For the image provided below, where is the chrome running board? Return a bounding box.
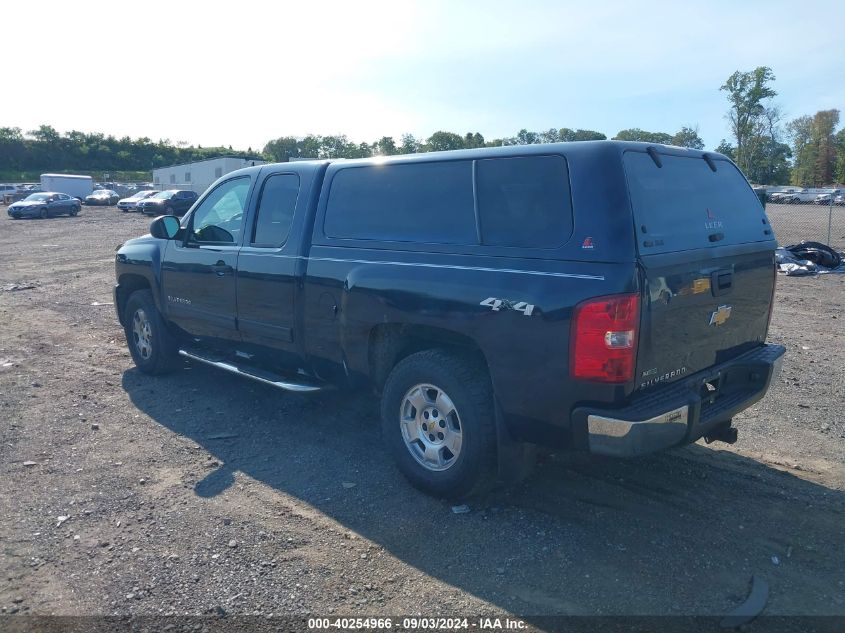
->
[178,349,323,393]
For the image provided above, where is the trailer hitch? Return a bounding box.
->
[704,423,738,445]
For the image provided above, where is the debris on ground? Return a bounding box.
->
[2,282,38,292]
[776,242,845,276]
[720,575,769,628]
[341,481,356,489]
[451,504,470,514]
[22,461,37,467]
[56,515,69,527]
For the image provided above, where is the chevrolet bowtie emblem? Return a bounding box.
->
[709,305,732,326]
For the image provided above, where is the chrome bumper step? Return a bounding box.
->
[178,349,323,393]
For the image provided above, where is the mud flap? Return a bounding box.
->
[495,402,536,485]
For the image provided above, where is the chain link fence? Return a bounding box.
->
[761,189,844,251]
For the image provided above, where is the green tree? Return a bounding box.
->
[263,136,300,161]
[812,109,840,185]
[463,132,485,148]
[539,128,560,143]
[399,134,421,154]
[835,129,845,184]
[515,129,540,145]
[788,116,815,186]
[720,66,777,174]
[559,128,606,142]
[425,131,464,152]
[374,136,398,156]
[613,128,673,144]
[671,126,705,149]
[788,112,841,186]
[714,140,735,160]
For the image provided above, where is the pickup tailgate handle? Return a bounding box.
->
[711,270,733,296]
[211,261,233,276]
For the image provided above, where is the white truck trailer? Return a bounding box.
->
[40,174,94,200]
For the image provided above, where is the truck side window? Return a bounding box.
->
[189,177,251,244]
[324,161,476,244]
[475,155,573,248]
[252,173,299,247]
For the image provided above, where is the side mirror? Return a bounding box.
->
[150,215,181,240]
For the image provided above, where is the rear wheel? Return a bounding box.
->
[381,349,497,499]
[124,289,180,375]
[165,205,175,215]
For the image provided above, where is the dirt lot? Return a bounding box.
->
[1,204,844,626]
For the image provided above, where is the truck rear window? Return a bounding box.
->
[624,151,770,254]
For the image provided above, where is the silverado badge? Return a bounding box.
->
[709,305,732,326]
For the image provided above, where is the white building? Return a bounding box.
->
[152,156,266,194]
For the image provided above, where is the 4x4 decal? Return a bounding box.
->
[480,297,535,316]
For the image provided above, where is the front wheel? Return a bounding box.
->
[39,207,48,219]
[124,289,180,375]
[381,349,497,499]
[70,205,80,216]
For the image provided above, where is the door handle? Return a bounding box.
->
[211,261,233,276]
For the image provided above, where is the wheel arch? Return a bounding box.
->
[368,323,491,394]
[115,273,152,326]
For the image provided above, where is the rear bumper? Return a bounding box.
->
[572,344,785,457]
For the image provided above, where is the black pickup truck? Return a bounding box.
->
[114,141,785,498]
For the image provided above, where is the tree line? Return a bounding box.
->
[715,66,844,186]
[0,125,258,178]
[262,126,704,162]
[1,67,842,186]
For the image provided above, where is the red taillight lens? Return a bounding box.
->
[571,293,640,383]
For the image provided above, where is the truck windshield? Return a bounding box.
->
[624,151,771,254]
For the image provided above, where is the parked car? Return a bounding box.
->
[835,194,845,206]
[117,190,157,212]
[771,189,817,204]
[768,189,799,203]
[136,189,198,216]
[7,192,81,219]
[813,190,841,205]
[85,189,120,205]
[1,184,23,204]
[114,142,785,498]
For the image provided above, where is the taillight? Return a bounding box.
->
[571,293,640,383]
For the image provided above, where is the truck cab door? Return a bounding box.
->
[235,170,304,362]
[160,176,252,341]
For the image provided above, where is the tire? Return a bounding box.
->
[123,289,180,375]
[165,205,175,215]
[381,349,497,499]
[39,207,48,219]
[70,205,79,216]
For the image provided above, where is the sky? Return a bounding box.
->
[4,0,844,151]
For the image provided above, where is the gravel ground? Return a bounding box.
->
[0,204,843,625]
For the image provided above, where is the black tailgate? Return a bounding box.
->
[623,149,776,391]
